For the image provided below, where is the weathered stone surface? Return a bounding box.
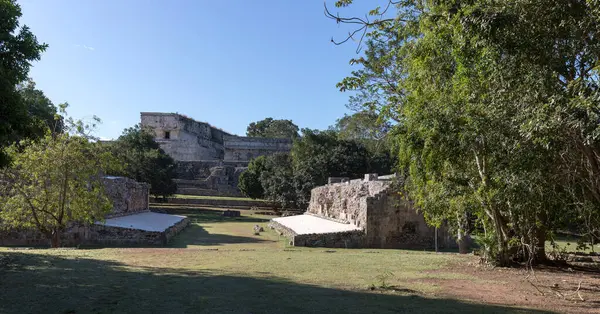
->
[0,216,190,247]
[306,179,389,229]
[273,174,456,249]
[0,177,189,247]
[223,135,292,162]
[102,176,149,216]
[141,112,230,161]
[174,161,244,196]
[140,112,292,196]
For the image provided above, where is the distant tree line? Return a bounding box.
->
[239,114,395,209]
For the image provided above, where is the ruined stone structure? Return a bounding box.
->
[0,177,189,247]
[102,176,150,216]
[140,112,292,195]
[270,174,455,249]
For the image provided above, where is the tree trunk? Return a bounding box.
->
[50,230,61,248]
[456,214,471,254]
[492,210,511,266]
[533,227,547,264]
[457,231,471,254]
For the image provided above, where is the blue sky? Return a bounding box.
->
[18,0,382,139]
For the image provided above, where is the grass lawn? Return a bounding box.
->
[546,235,599,254]
[171,194,266,202]
[0,206,596,313]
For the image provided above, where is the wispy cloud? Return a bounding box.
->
[74,44,95,51]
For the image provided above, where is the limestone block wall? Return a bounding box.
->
[223,136,292,162]
[173,161,244,196]
[306,178,390,229]
[175,160,223,180]
[0,217,190,247]
[306,174,455,249]
[102,177,149,216]
[365,192,437,249]
[140,112,231,161]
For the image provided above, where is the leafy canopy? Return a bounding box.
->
[246,118,299,139]
[0,133,114,247]
[107,125,178,198]
[332,0,600,265]
[0,0,49,166]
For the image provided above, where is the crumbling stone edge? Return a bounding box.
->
[269,218,366,248]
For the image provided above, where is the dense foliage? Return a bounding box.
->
[239,129,394,208]
[333,0,600,265]
[107,125,178,198]
[0,134,114,247]
[0,0,49,167]
[246,117,300,139]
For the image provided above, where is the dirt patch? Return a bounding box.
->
[415,256,600,313]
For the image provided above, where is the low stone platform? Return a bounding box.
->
[97,212,187,232]
[271,214,361,235]
[270,214,364,248]
[90,212,190,246]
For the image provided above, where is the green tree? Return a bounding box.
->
[331,0,600,265]
[331,111,396,173]
[292,129,390,207]
[239,128,394,208]
[108,125,177,198]
[259,153,297,208]
[0,134,114,247]
[0,0,48,166]
[238,155,267,199]
[17,79,64,137]
[246,118,299,139]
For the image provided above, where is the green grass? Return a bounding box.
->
[171,194,266,202]
[0,207,545,314]
[546,235,599,254]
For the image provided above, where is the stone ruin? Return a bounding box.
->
[0,177,189,247]
[140,112,292,196]
[270,174,455,249]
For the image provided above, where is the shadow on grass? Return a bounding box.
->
[160,207,270,224]
[169,224,273,248]
[0,252,549,314]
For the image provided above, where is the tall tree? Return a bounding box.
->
[0,0,48,166]
[17,79,64,137]
[246,118,300,139]
[0,134,114,247]
[238,129,392,208]
[331,110,393,157]
[108,125,178,198]
[331,0,600,265]
[238,155,267,200]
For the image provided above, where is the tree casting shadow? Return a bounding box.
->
[0,252,551,314]
[168,224,275,248]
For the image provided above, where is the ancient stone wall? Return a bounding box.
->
[0,217,190,247]
[306,174,455,249]
[140,112,293,196]
[173,161,245,196]
[223,136,292,162]
[365,192,437,249]
[306,175,390,229]
[140,112,232,161]
[102,176,149,216]
[0,177,187,247]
